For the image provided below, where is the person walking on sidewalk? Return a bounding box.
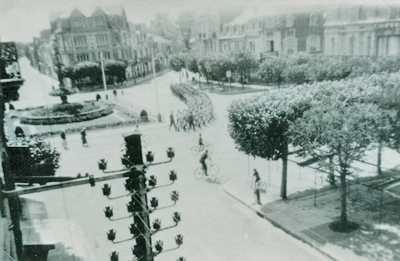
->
[169,111,177,131]
[188,112,196,131]
[81,127,88,147]
[61,130,68,149]
[252,169,262,205]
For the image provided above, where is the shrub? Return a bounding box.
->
[140,110,149,122]
[53,103,84,115]
[7,137,60,176]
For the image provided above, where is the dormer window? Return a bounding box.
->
[310,13,320,27]
[286,14,295,27]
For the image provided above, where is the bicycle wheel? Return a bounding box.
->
[191,146,200,156]
[194,168,205,180]
[209,164,219,176]
[205,144,214,153]
[258,181,267,190]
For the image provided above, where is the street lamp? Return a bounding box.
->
[100,52,108,100]
[148,34,162,122]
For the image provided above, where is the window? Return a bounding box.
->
[114,34,120,43]
[95,17,105,26]
[74,36,87,46]
[307,35,321,52]
[284,37,296,54]
[286,14,295,27]
[267,40,274,52]
[96,35,109,45]
[113,50,119,59]
[349,36,355,55]
[310,13,320,27]
[72,19,83,28]
[331,38,336,55]
[102,52,111,59]
[77,53,89,61]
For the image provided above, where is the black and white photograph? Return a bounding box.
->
[1,0,400,260]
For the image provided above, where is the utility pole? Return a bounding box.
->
[100,52,108,99]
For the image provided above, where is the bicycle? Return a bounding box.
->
[191,143,214,155]
[248,178,268,193]
[194,163,221,182]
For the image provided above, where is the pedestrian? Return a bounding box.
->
[143,70,146,78]
[80,127,88,147]
[121,89,124,96]
[61,130,68,149]
[252,169,262,205]
[169,111,177,131]
[113,89,117,98]
[8,103,15,110]
[188,112,195,131]
[96,94,101,101]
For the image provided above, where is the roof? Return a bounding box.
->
[49,6,125,23]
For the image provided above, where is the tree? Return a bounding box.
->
[289,103,394,230]
[231,50,258,88]
[169,53,185,82]
[258,56,286,90]
[227,91,312,199]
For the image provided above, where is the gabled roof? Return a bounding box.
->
[49,6,125,23]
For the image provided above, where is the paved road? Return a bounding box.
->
[18,59,331,260]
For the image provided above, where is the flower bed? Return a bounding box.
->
[29,119,142,139]
[20,101,114,125]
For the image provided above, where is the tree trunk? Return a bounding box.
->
[198,73,201,88]
[377,141,383,175]
[280,142,288,199]
[179,70,182,83]
[329,155,336,187]
[339,152,348,226]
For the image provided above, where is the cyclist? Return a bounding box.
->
[199,150,210,176]
[198,134,204,151]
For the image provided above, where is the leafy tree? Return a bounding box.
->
[289,102,394,229]
[227,91,312,199]
[169,53,185,82]
[104,59,127,83]
[258,56,286,90]
[231,50,258,88]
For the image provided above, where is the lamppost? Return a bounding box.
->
[100,52,108,100]
[148,34,162,122]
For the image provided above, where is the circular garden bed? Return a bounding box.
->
[20,101,114,125]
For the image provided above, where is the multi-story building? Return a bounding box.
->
[127,22,152,79]
[324,4,400,56]
[49,6,132,66]
[278,12,325,55]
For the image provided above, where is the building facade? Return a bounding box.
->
[49,6,132,66]
[324,4,400,56]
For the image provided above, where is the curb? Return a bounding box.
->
[223,178,337,261]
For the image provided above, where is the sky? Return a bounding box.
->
[0,0,399,43]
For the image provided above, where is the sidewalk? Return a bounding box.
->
[223,170,400,261]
